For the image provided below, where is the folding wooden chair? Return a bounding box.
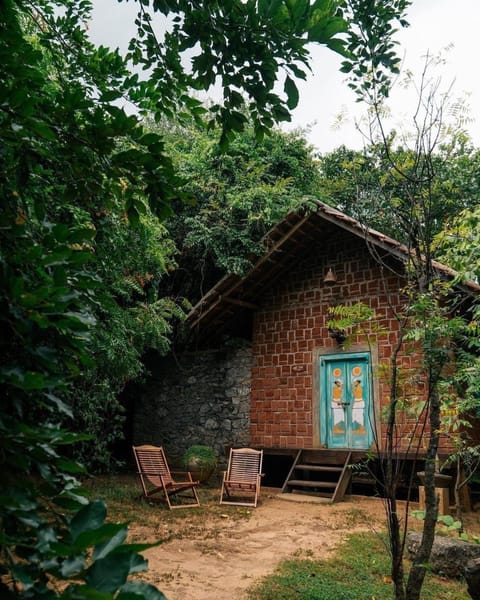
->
[219,447,263,508]
[133,444,200,509]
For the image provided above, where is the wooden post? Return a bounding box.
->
[418,486,450,515]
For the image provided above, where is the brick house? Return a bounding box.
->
[136,201,479,499]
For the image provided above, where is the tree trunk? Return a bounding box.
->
[387,496,407,599]
[385,334,407,599]
[454,455,464,533]
[405,386,442,599]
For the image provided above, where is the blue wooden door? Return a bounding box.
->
[319,353,373,449]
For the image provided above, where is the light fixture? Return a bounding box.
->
[323,267,337,285]
[328,327,346,345]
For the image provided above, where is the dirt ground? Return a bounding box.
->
[134,489,391,600]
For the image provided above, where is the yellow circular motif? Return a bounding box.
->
[352,366,362,377]
[333,367,342,377]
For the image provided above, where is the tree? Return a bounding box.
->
[317,141,480,242]
[0,0,410,595]
[435,204,480,283]
[328,48,480,600]
[66,209,186,472]
[126,0,350,147]
[434,205,480,529]
[1,0,177,594]
[160,123,322,304]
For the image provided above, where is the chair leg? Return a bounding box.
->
[219,486,227,505]
[193,485,200,506]
[166,485,200,509]
[219,474,228,505]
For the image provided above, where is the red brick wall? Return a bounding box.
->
[249,230,429,451]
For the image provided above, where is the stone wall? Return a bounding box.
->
[133,342,252,467]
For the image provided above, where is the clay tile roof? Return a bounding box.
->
[188,199,479,334]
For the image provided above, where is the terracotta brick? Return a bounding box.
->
[249,237,438,450]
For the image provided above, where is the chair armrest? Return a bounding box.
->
[171,470,197,483]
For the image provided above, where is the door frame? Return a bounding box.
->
[312,343,380,450]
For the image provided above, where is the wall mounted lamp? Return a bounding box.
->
[323,267,337,285]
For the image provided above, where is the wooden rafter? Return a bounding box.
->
[188,200,480,335]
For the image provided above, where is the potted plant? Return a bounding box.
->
[183,445,217,483]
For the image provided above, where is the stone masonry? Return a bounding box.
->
[133,343,252,467]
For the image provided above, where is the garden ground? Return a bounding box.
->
[143,490,384,599]
[86,474,479,599]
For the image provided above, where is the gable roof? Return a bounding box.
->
[188,199,479,335]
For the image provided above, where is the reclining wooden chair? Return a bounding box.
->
[133,444,200,509]
[220,447,263,508]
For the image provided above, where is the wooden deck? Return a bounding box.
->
[259,447,435,503]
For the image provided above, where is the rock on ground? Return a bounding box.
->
[407,532,480,579]
[465,557,480,600]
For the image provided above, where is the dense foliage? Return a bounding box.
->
[0,0,177,595]
[160,124,322,304]
[0,0,410,596]
[67,211,185,472]
[317,141,480,242]
[324,54,480,600]
[435,204,480,283]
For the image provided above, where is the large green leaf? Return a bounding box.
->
[93,527,128,561]
[70,501,107,542]
[117,582,167,599]
[60,556,87,578]
[85,553,145,593]
[75,523,128,552]
[284,75,299,110]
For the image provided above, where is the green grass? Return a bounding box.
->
[84,476,471,599]
[81,473,253,544]
[247,531,470,600]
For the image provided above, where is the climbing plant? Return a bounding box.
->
[0,0,409,595]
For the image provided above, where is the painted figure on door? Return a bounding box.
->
[352,366,366,434]
[331,369,345,434]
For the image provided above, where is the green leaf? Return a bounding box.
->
[117,581,167,599]
[11,565,35,589]
[59,584,112,599]
[68,228,96,243]
[43,393,73,418]
[29,119,57,141]
[93,527,128,560]
[284,75,299,110]
[85,553,143,593]
[57,458,86,473]
[60,556,86,578]
[75,523,127,551]
[100,90,123,102]
[70,501,107,542]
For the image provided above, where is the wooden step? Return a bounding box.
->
[286,480,337,489]
[282,450,352,502]
[295,464,343,473]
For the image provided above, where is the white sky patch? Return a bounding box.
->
[89,0,480,153]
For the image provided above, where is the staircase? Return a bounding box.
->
[281,450,352,502]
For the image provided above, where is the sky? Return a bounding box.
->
[89,0,480,153]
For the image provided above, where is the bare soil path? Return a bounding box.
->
[135,490,389,600]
